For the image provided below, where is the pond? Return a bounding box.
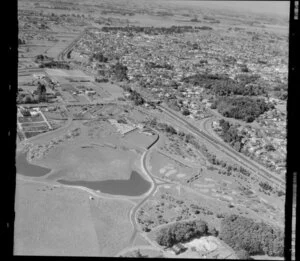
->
[57,170,151,196]
[16,151,152,196]
[16,152,52,177]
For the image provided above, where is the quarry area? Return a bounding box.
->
[16,0,287,259]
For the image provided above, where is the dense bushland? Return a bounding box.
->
[156,219,210,247]
[219,215,284,257]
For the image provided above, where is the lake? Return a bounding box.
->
[16,152,52,177]
[57,170,151,196]
[16,151,151,196]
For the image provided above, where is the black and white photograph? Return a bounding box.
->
[14,0,293,259]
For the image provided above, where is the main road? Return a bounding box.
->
[128,131,163,245]
[159,105,285,190]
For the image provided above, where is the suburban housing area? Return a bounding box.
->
[15,0,288,259]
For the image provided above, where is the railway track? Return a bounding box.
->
[159,105,285,190]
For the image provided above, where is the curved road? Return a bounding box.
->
[128,131,161,245]
[159,105,285,189]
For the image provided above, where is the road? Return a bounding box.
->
[128,131,161,245]
[18,109,74,151]
[159,105,285,189]
[57,26,100,62]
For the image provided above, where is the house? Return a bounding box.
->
[171,243,187,255]
[31,111,39,117]
[85,90,96,96]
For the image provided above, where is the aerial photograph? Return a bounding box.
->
[15,0,289,259]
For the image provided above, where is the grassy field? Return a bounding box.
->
[148,149,196,181]
[133,233,151,247]
[14,178,100,256]
[123,130,158,150]
[89,196,134,256]
[14,178,135,256]
[41,140,139,181]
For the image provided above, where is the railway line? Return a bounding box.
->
[159,105,285,190]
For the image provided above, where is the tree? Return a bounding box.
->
[233,141,242,152]
[236,249,251,260]
[182,109,190,116]
[208,227,219,237]
[36,82,47,102]
[265,144,276,152]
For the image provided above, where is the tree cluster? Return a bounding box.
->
[39,61,70,69]
[102,25,198,35]
[213,96,273,122]
[34,54,53,63]
[236,249,251,260]
[126,89,144,105]
[156,219,210,247]
[183,73,265,97]
[145,61,173,70]
[110,62,129,81]
[18,38,26,45]
[219,214,284,257]
[35,82,47,102]
[259,182,274,192]
[218,119,244,152]
[273,83,287,100]
[90,52,108,63]
[17,93,37,104]
[95,77,108,83]
[195,26,213,30]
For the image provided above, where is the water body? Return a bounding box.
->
[16,152,52,177]
[57,170,151,196]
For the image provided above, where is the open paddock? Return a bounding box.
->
[25,131,44,139]
[61,83,77,92]
[14,178,100,256]
[123,129,158,149]
[95,82,124,100]
[48,119,68,130]
[42,110,68,120]
[22,122,49,132]
[43,140,140,182]
[45,68,92,79]
[76,82,112,100]
[18,114,44,123]
[60,91,78,102]
[14,178,134,256]
[89,196,134,256]
[18,75,36,85]
[133,233,151,247]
